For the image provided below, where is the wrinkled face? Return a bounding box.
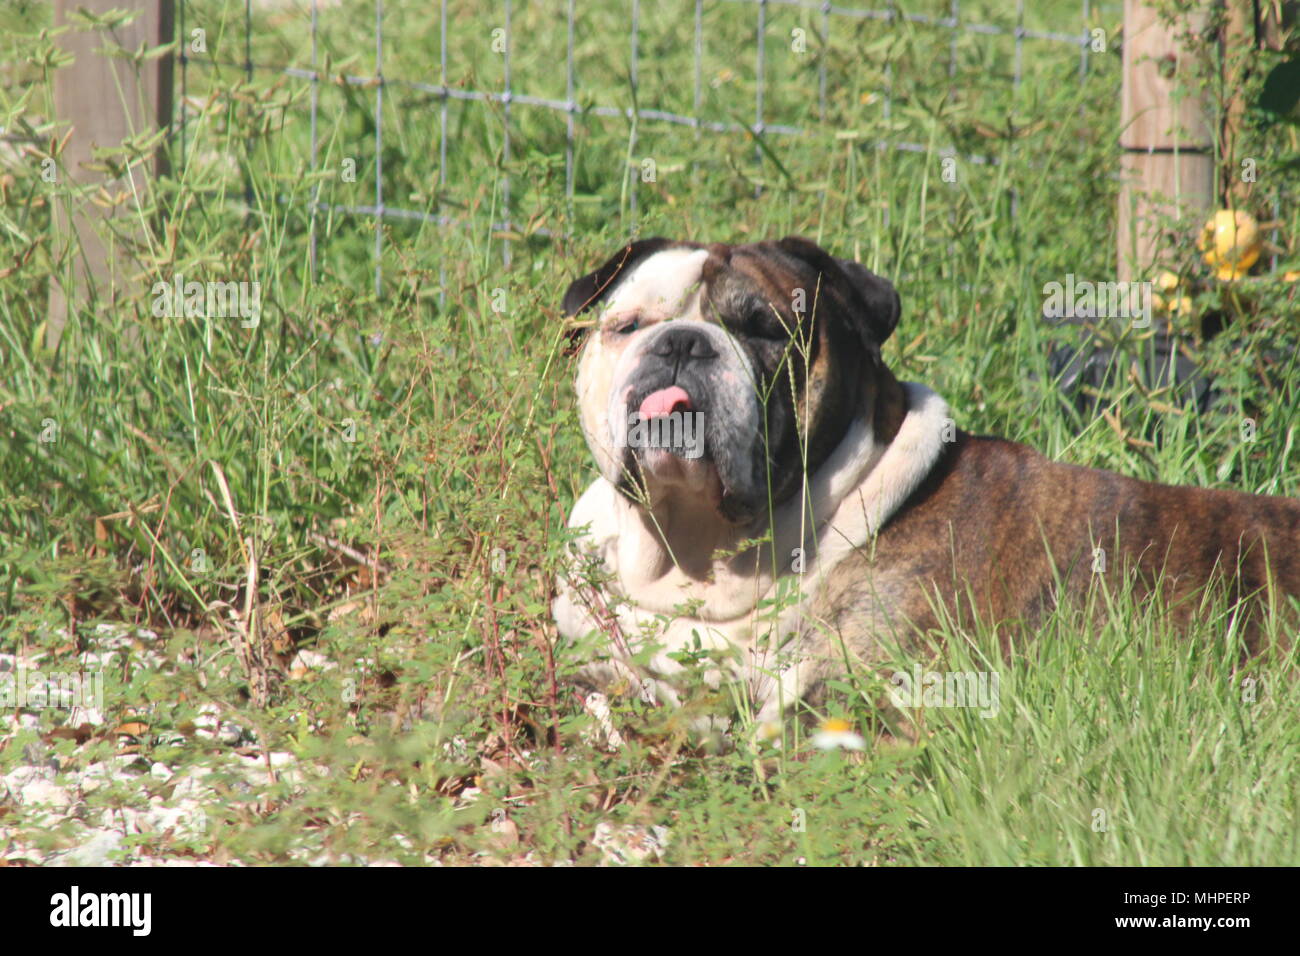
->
[564,237,900,524]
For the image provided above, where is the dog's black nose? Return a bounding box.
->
[650,326,717,363]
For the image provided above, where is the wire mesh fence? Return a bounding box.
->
[173,0,1119,297]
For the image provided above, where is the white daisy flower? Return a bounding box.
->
[811,717,866,751]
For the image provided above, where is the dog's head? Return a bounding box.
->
[562,236,900,524]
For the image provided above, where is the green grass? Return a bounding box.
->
[0,0,1297,865]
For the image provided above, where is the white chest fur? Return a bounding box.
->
[553,382,951,719]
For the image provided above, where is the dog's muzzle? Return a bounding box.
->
[604,319,764,519]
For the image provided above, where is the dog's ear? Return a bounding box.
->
[830,256,900,348]
[561,237,676,317]
[775,236,900,354]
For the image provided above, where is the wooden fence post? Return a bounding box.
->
[47,0,173,351]
[1116,0,1214,284]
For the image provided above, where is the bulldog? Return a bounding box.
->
[552,236,1300,730]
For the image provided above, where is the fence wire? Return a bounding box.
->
[175,0,1100,294]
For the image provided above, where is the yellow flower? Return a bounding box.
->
[1154,270,1181,293]
[1199,210,1262,278]
[1214,262,1253,282]
[1153,289,1194,317]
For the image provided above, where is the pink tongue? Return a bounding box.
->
[638,385,692,419]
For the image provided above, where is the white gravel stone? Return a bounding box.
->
[591,822,671,866]
[231,750,306,787]
[193,703,245,744]
[2,713,40,735]
[50,828,125,867]
[20,779,74,808]
[79,756,145,793]
[3,764,53,799]
[288,650,335,677]
[122,799,207,837]
[169,767,218,802]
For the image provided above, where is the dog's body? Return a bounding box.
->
[552,237,1299,725]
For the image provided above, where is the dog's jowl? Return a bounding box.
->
[552,236,1300,731]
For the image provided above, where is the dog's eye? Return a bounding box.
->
[746,305,789,341]
[612,317,640,335]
